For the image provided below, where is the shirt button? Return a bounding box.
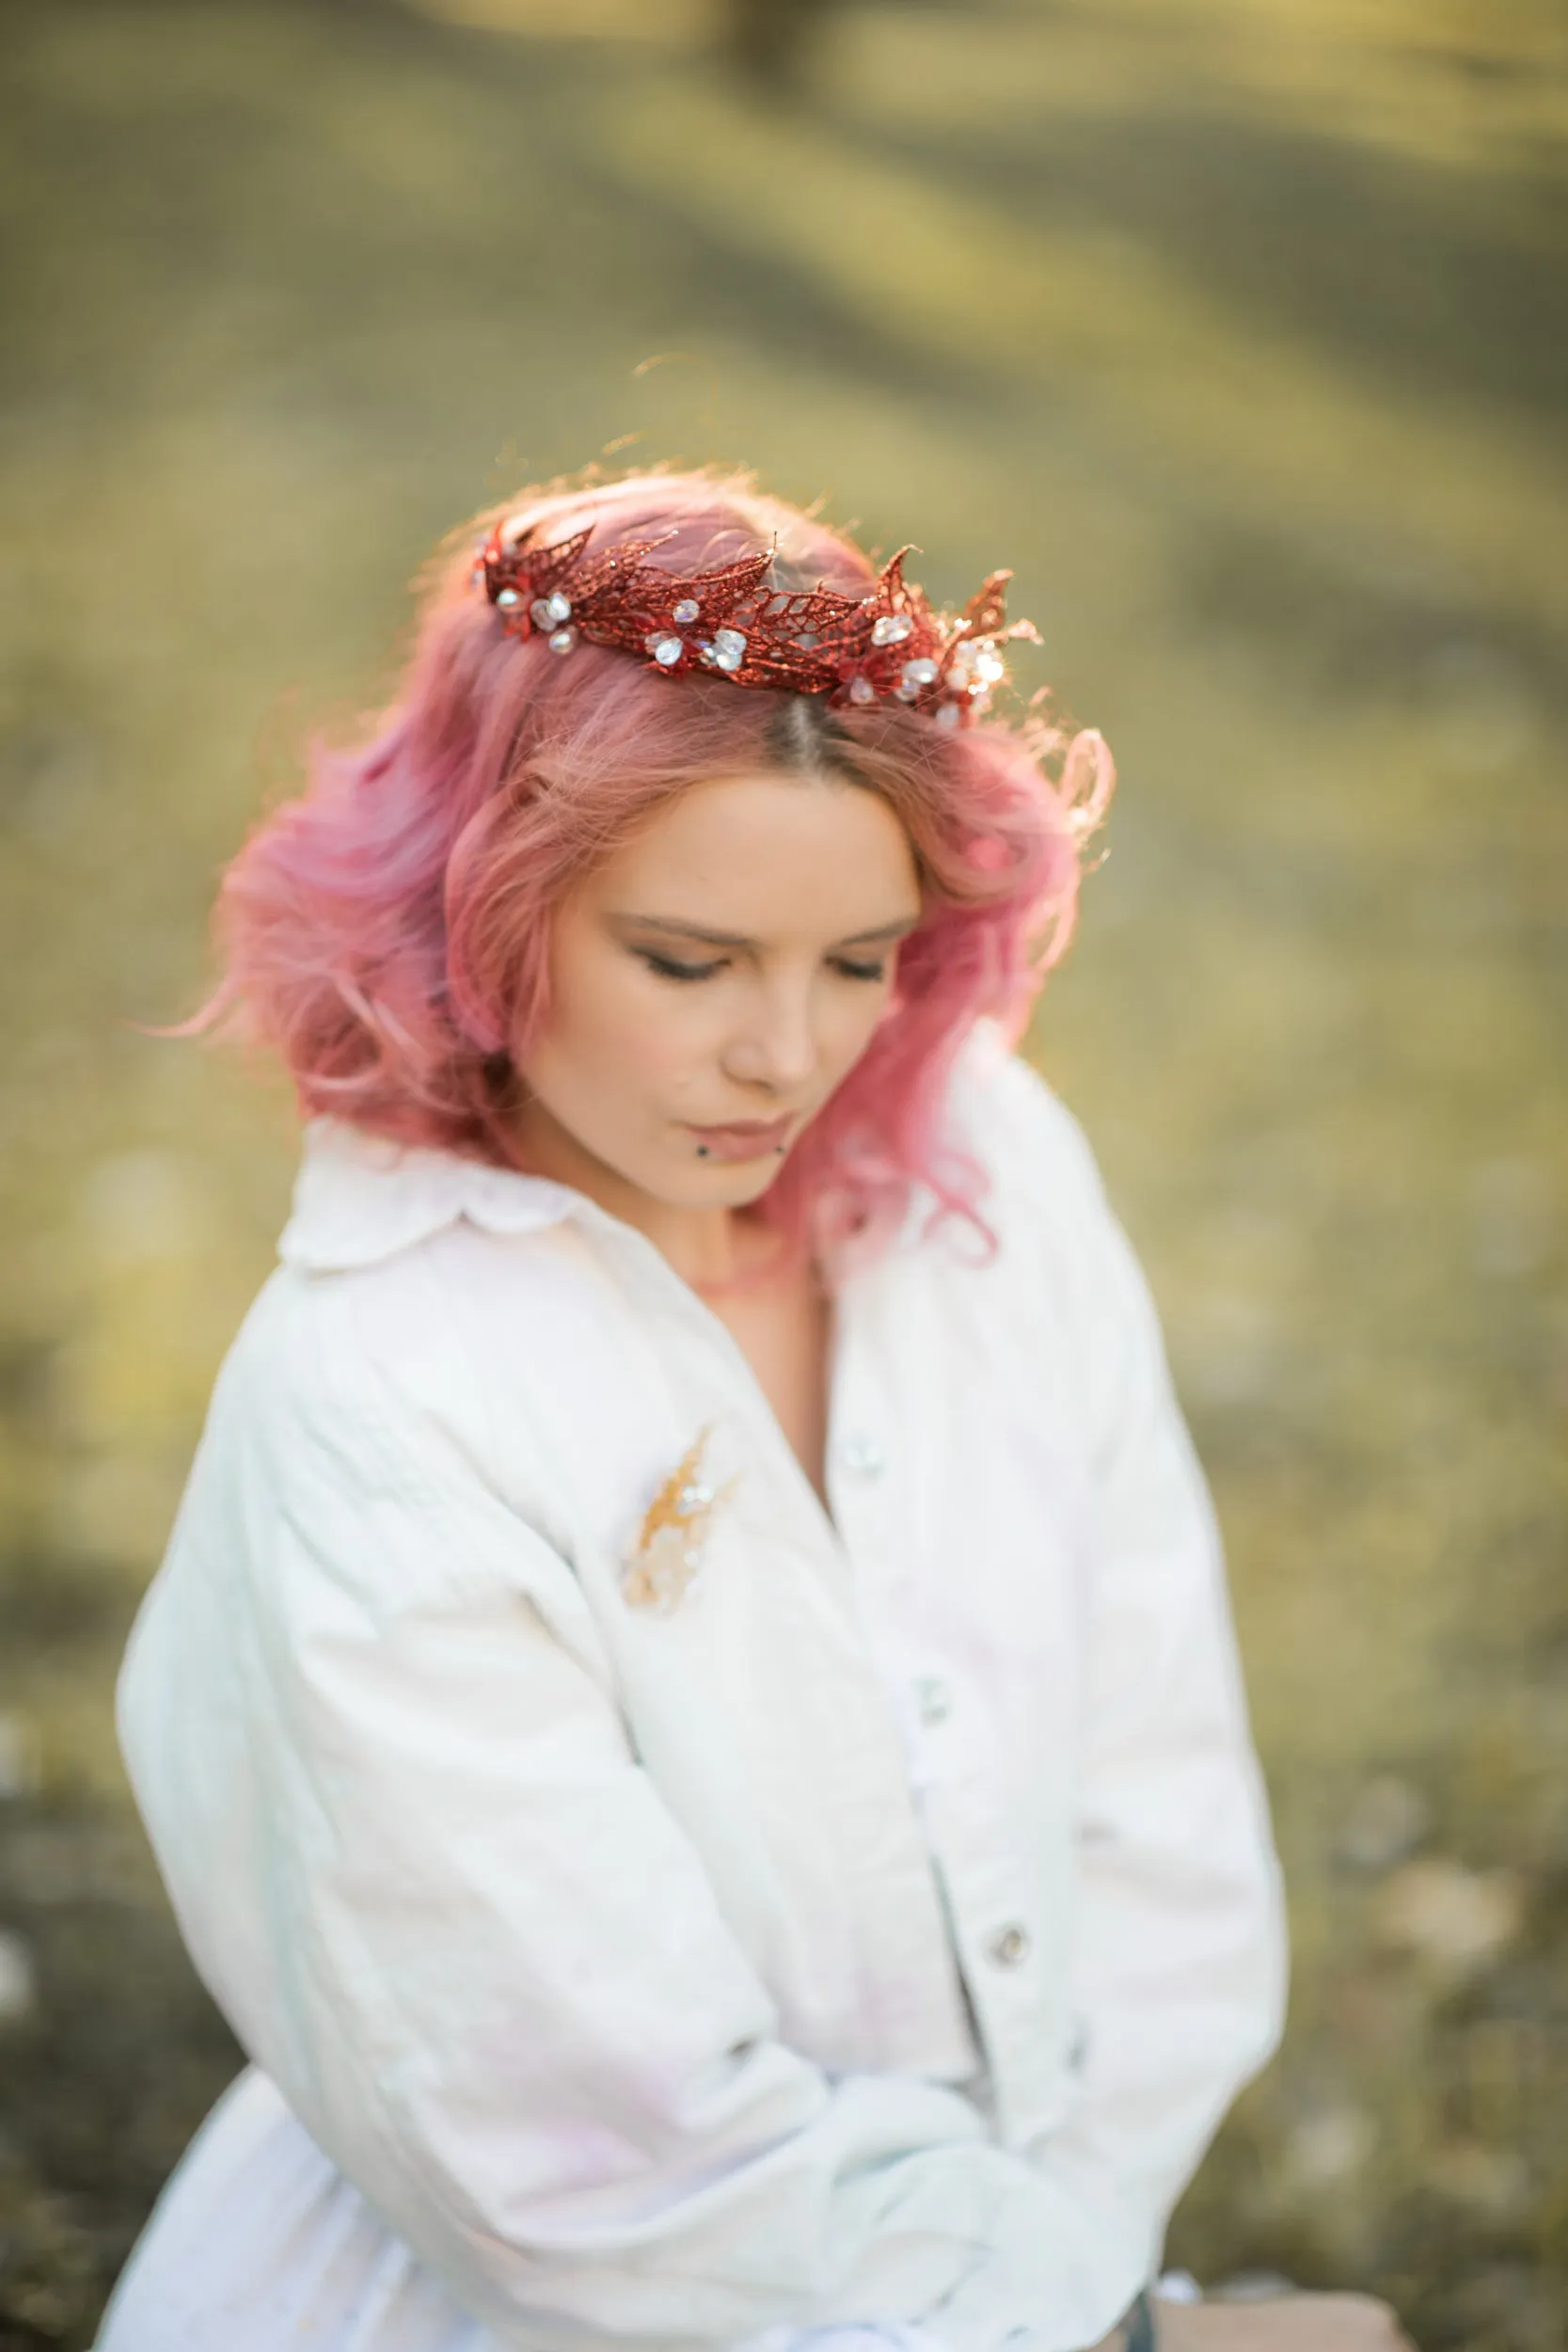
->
[986,1923,1031,1969]
[913,1677,952,1727]
[837,1430,885,1477]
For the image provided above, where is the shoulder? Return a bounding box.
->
[942,1024,1115,1249]
[214,1255,456,1475]
[191,1227,573,1618]
[929,1031,1177,1438]
[231,1120,594,1483]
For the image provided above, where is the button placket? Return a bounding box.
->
[985,1921,1032,1969]
[836,1427,885,1479]
[912,1676,952,1728]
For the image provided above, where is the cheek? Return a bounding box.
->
[544,958,702,1099]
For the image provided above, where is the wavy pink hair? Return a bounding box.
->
[205,469,1113,1257]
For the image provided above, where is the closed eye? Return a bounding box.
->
[637,948,725,983]
[634,947,895,984]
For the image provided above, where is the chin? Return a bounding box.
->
[654,1154,785,1209]
[723,1159,788,1206]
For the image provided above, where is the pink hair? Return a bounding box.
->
[205,469,1113,1258]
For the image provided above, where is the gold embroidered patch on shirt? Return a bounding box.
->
[623,1427,733,1613]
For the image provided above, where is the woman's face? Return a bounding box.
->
[513,768,923,1213]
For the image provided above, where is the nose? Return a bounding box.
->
[721,976,819,1096]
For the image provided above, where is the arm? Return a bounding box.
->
[118,1292,1161,2352]
[1014,1077,1288,2238]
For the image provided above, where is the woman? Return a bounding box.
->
[99,470,1409,2352]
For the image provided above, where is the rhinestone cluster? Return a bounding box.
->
[623,1430,731,1616]
[477,518,1038,730]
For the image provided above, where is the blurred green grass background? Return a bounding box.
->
[0,2,1565,2345]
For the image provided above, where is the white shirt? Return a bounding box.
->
[113,1034,1286,2352]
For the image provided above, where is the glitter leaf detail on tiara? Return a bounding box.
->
[478,522,1038,727]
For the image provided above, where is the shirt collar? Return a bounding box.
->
[278,1024,1007,1277]
[278,1119,582,1273]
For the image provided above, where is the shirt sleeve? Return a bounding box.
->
[996,1061,1288,2233]
[116,1278,1154,2352]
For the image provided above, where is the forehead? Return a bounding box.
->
[582,769,922,930]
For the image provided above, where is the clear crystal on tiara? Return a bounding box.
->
[482,533,1034,722]
[470,563,485,589]
[935,701,962,729]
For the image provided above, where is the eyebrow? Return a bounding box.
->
[611,912,922,949]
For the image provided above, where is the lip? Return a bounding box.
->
[685,1115,796,1165]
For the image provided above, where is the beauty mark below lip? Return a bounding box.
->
[685,1115,795,1163]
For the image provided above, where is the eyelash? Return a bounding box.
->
[636,950,889,986]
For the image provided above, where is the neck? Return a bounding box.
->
[509,1098,767,1291]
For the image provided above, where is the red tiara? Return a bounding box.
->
[474,520,1039,729]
